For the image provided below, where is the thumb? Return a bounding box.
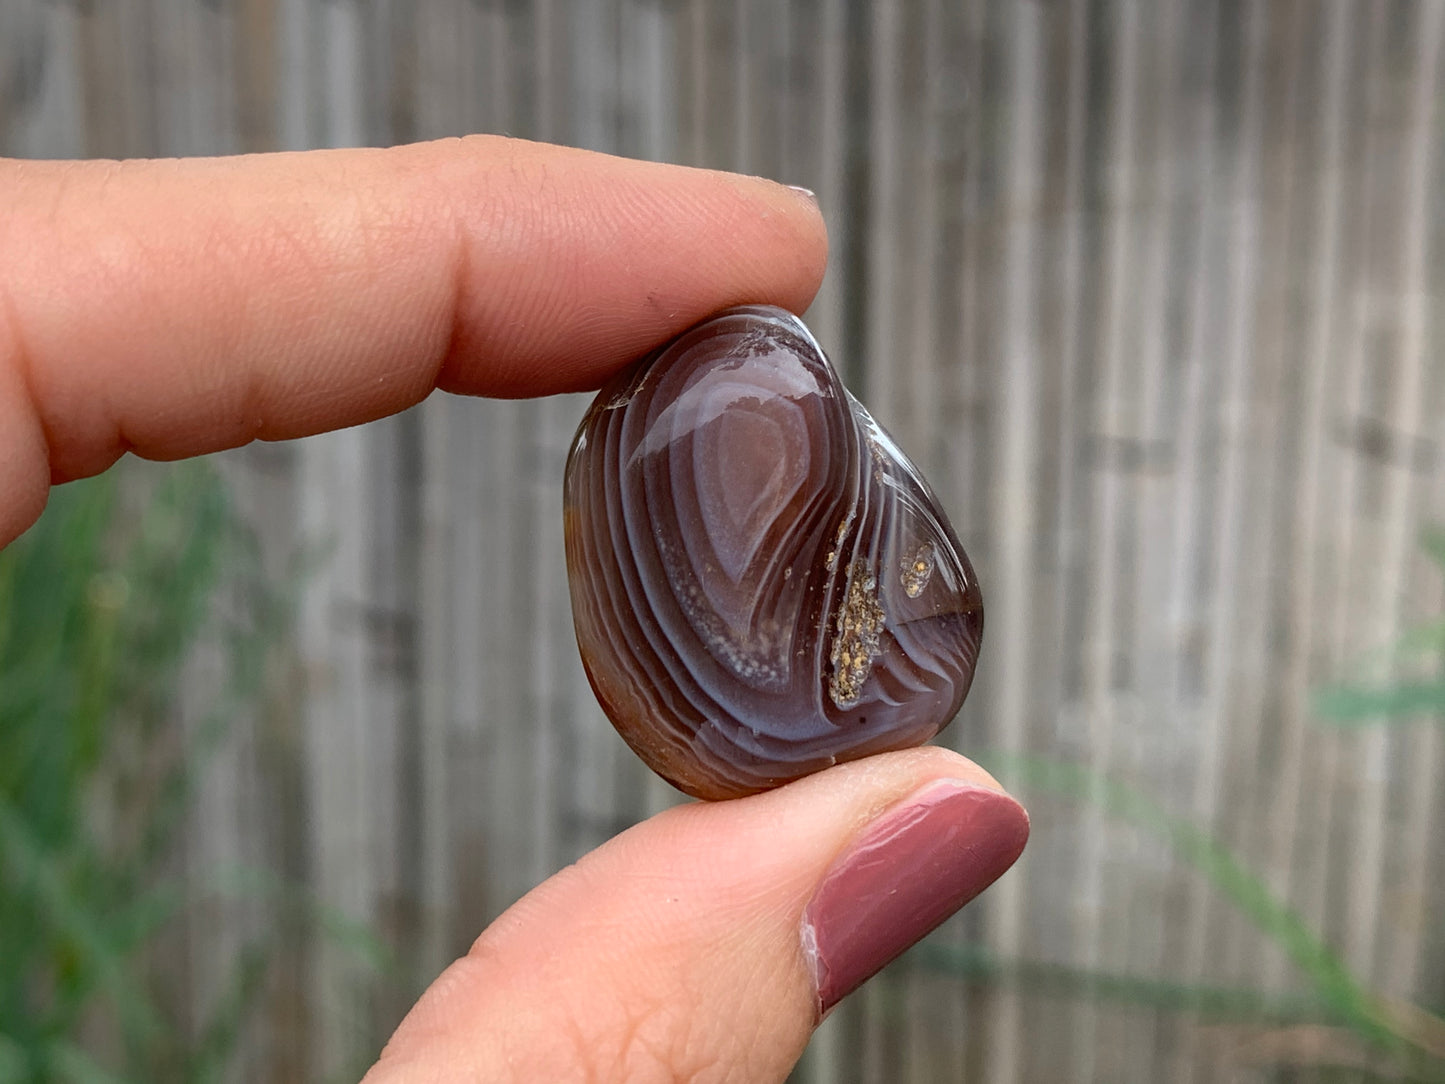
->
[363,746,1029,1084]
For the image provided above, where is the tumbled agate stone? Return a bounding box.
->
[563,305,983,800]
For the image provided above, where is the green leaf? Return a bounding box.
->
[1314,682,1445,725]
[0,801,168,1046]
[911,941,1354,1026]
[0,1034,29,1081]
[44,1040,131,1084]
[0,461,307,1081]
[187,946,271,1083]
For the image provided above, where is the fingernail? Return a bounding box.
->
[800,779,1029,1017]
[785,184,818,206]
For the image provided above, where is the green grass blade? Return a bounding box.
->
[910,941,1353,1026]
[981,753,1415,1055]
[1314,682,1445,725]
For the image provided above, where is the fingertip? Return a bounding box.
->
[369,746,1022,1083]
[433,146,831,397]
[718,171,830,315]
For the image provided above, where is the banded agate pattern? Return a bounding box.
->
[563,305,983,799]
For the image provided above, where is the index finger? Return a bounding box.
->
[0,136,827,546]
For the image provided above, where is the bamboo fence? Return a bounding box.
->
[3,1,1444,1081]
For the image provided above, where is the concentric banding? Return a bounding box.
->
[563,305,983,799]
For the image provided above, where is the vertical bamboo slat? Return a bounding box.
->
[1260,0,1349,1007]
[983,5,1043,1081]
[1382,0,1444,996]
[1325,0,1393,987]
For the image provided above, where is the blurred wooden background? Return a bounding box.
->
[4,0,1445,1080]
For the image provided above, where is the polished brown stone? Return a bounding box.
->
[564,305,983,799]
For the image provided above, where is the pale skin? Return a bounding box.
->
[0,137,1020,1082]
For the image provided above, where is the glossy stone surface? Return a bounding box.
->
[563,305,983,800]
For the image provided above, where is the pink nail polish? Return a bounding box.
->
[800,780,1029,1017]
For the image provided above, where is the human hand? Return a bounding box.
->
[0,137,1029,1082]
